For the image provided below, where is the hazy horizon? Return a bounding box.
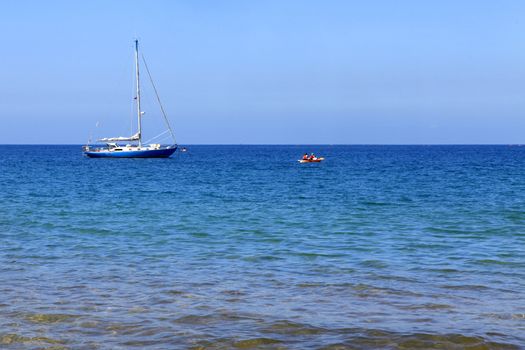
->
[1,143,523,146]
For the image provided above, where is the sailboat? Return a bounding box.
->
[83,40,177,158]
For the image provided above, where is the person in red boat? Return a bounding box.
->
[309,153,316,161]
[302,153,309,160]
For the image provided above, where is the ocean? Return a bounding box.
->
[0,145,523,349]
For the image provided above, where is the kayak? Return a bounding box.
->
[298,157,325,163]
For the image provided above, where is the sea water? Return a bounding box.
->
[0,145,523,349]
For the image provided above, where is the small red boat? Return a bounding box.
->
[298,157,325,163]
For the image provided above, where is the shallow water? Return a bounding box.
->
[0,145,524,349]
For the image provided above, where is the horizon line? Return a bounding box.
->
[0,143,523,146]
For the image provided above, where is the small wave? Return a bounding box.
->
[440,284,491,291]
[474,259,525,267]
[296,282,423,297]
[263,320,327,335]
[426,268,462,274]
[425,227,485,235]
[233,337,281,348]
[188,337,283,350]
[399,303,453,311]
[173,314,215,325]
[484,313,525,320]
[361,201,391,206]
[292,252,347,259]
[173,311,259,325]
[25,313,79,324]
[359,260,388,268]
[319,330,520,350]
[163,289,187,296]
[242,255,283,262]
[221,289,246,296]
[0,333,65,345]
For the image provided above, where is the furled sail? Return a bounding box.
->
[98,132,140,142]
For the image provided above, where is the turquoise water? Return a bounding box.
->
[0,145,524,349]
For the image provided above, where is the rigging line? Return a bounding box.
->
[143,129,170,144]
[155,135,172,144]
[141,53,177,145]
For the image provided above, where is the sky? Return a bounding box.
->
[1,0,524,144]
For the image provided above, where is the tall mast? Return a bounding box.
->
[135,39,142,147]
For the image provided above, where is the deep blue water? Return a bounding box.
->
[0,145,524,349]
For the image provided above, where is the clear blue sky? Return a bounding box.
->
[1,0,524,144]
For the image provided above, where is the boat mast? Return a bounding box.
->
[135,39,142,147]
